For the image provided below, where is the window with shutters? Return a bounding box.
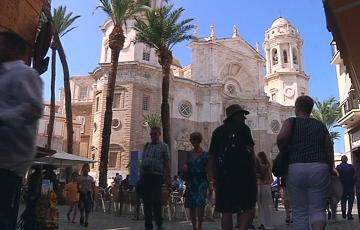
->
[143,95,150,111]
[79,86,88,101]
[113,93,121,108]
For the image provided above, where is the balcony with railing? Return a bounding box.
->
[343,97,359,115]
[338,95,360,128]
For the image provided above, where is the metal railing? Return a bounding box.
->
[342,97,360,115]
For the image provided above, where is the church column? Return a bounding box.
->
[277,45,283,67]
[299,43,304,72]
[266,49,271,73]
[289,43,294,69]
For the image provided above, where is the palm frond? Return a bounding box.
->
[134,4,194,51]
[330,131,341,140]
[312,97,342,141]
[52,6,80,37]
[143,114,162,128]
[98,0,147,26]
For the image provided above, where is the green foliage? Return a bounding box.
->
[33,16,52,74]
[52,6,80,37]
[143,113,162,128]
[312,97,342,140]
[134,4,195,50]
[97,0,148,27]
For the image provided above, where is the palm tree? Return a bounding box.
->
[47,6,80,150]
[134,5,194,150]
[143,113,162,129]
[312,97,342,141]
[96,0,147,188]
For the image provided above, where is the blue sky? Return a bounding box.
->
[49,0,344,152]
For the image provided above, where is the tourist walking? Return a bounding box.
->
[183,132,209,230]
[115,173,122,186]
[277,95,334,230]
[326,168,342,220]
[208,104,257,230]
[271,178,280,211]
[0,31,43,230]
[140,127,171,230]
[336,155,355,220]
[64,172,80,224]
[280,178,293,224]
[256,151,274,229]
[355,164,360,223]
[78,164,95,227]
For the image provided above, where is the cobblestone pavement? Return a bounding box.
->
[54,205,359,230]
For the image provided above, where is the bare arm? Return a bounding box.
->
[207,130,219,184]
[277,119,293,152]
[207,156,216,182]
[324,131,334,170]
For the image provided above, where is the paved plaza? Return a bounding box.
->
[53,205,359,230]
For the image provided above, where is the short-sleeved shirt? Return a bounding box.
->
[209,119,257,213]
[209,120,255,177]
[336,163,355,194]
[64,182,79,202]
[78,175,94,193]
[142,142,169,175]
[289,117,329,164]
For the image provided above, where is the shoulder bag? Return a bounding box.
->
[272,117,296,177]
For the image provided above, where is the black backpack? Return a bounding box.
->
[216,128,253,179]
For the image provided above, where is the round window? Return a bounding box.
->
[270,120,280,133]
[226,84,236,95]
[178,101,192,118]
[112,119,121,129]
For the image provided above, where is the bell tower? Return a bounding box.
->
[264,17,309,106]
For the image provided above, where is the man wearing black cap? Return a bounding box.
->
[208,104,257,230]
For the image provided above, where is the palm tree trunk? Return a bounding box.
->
[98,26,125,189]
[54,34,74,182]
[47,47,56,149]
[159,49,173,151]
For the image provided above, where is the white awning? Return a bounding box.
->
[36,151,96,167]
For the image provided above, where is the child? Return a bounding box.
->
[63,172,79,223]
[78,164,95,227]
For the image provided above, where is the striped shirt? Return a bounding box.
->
[289,117,329,164]
[142,142,169,175]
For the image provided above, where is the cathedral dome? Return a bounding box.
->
[271,17,291,28]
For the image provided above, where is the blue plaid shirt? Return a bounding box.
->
[142,142,169,176]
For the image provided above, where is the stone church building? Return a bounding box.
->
[65,3,309,180]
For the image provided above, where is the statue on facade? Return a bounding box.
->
[232,25,239,38]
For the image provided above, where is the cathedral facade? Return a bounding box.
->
[66,10,309,180]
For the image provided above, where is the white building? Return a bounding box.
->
[332,41,359,164]
[62,2,309,180]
